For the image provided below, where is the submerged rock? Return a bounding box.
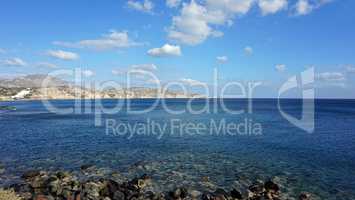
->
[6,168,315,200]
[299,192,311,200]
[230,189,242,199]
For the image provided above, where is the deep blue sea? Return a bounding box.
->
[0,99,355,199]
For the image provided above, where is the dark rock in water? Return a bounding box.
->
[264,180,279,192]
[34,194,53,200]
[101,179,120,198]
[10,169,306,200]
[299,192,311,200]
[230,189,242,199]
[170,187,188,199]
[113,190,125,200]
[22,170,42,180]
[80,164,95,171]
[201,192,214,200]
[248,181,264,194]
[128,174,151,190]
[144,191,155,200]
[214,188,229,199]
[0,163,4,174]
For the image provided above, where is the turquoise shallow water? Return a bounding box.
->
[0,99,355,199]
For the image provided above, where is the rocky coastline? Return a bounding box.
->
[0,166,312,200]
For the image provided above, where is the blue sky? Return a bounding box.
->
[0,0,355,98]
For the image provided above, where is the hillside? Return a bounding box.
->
[0,75,202,100]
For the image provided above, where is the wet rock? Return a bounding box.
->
[230,189,242,199]
[202,176,210,182]
[170,187,188,199]
[264,181,279,193]
[201,192,214,200]
[299,192,311,200]
[10,183,32,194]
[34,194,53,200]
[22,170,42,180]
[82,181,104,199]
[128,174,151,190]
[80,164,95,171]
[189,190,201,199]
[0,163,4,174]
[101,179,120,198]
[248,181,264,194]
[143,191,155,200]
[113,190,125,200]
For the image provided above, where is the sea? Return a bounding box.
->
[0,99,354,199]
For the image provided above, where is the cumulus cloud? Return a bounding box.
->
[294,0,313,15]
[1,57,27,67]
[35,62,58,68]
[317,72,346,81]
[147,44,181,57]
[82,70,95,77]
[258,0,288,15]
[53,30,141,51]
[244,46,253,55]
[168,0,254,45]
[166,0,181,8]
[180,78,206,86]
[294,0,331,15]
[46,50,79,60]
[127,0,154,13]
[275,64,286,72]
[316,71,346,88]
[206,0,255,15]
[217,56,228,63]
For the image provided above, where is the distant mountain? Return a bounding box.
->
[0,74,203,100]
[0,74,69,88]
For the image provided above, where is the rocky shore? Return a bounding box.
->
[1,166,312,200]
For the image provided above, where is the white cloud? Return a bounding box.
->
[1,58,27,67]
[294,0,332,15]
[244,46,253,55]
[147,44,182,57]
[131,63,157,71]
[82,70,95,77]
[206,0,255,15]
[180,78,206,86]
[53,30,141,51]
[317,72,345,81]
[168,0,254,45]
[294,0,313,15]
[46,50,79,60]
[258,0,288,15]
[127,0,154,13]
[275,64,286,72]
[166,0,181,8]
[217,56,228,63]
[0,48,6,54]
[112,64,158,76]
[35,62,58,68]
